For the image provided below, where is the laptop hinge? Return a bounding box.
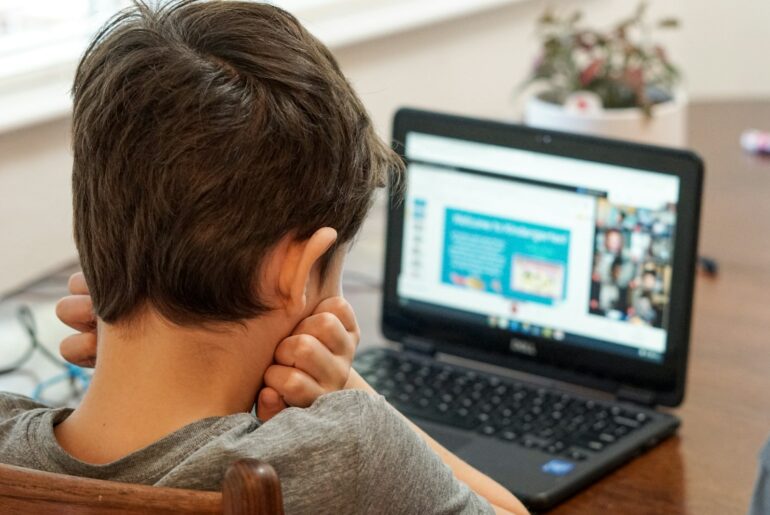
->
[616,385,656,407]
[402,336,437,356]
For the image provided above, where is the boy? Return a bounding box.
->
[0,1,527,514]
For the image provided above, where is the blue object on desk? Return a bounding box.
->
[33,364,91,402]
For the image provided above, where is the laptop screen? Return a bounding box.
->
[396,131,681,364]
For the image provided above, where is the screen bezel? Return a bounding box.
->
[383,108,703,407]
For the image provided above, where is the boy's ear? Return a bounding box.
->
[278,227,338,316]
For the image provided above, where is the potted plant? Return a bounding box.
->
[522,2,685,147]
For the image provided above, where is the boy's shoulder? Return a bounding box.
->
[160,389,397,512]
[0,392,68,471]
[168,389,491,514]
[167,389,391,481]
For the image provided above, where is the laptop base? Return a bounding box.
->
[355,347,679,511]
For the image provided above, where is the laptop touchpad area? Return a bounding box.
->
[415,421,473,453]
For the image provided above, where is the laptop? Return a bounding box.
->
[353,108,703,511]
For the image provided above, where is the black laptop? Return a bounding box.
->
[353,108,703,511]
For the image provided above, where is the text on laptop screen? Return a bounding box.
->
[397,132,681,363]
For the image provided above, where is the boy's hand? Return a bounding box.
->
[57,273,98,367]
[257,296,360,422]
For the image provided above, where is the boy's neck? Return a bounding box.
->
[54,310,283,464]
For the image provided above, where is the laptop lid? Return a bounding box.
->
[383,108,703,407]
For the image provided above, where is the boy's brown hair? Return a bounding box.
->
[71,0,401,326]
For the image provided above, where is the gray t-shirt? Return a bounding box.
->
[750,434,770,515]
[0,390,492,514]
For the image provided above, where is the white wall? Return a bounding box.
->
[0,0,767,294]
[335,0,687,136]
[0,118,74,294]
[680,0,770,99]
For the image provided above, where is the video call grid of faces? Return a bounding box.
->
[588,198,676,329]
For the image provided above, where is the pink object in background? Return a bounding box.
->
[740,130,770,155]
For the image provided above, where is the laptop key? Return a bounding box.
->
[545,441,566,454]
[614,416,640,428]
[479,402,495,413]
[479,425,497,436]
[493,417,513,428]
[455,407,470,418]
[494,385,508,396]
[574,439,604,452]
[566,449,589,461]
[598,433,616,444]
[521,435,548,449]
[499,429,518,441]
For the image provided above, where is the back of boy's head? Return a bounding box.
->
[72,0,402,326]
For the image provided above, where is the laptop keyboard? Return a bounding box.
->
[354,349,652,461]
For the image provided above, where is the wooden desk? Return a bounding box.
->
[345,101,770,514]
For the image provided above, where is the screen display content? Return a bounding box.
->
[397,133,682,363]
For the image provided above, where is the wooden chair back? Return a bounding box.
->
[0,458,284,515]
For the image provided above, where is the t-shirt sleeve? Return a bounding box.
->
[750,436,770,515]
[0,392,48,421]
[356,393,494,515]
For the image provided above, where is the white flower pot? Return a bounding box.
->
[524,93,688,148]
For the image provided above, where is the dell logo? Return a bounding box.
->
[510,338,537,356]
